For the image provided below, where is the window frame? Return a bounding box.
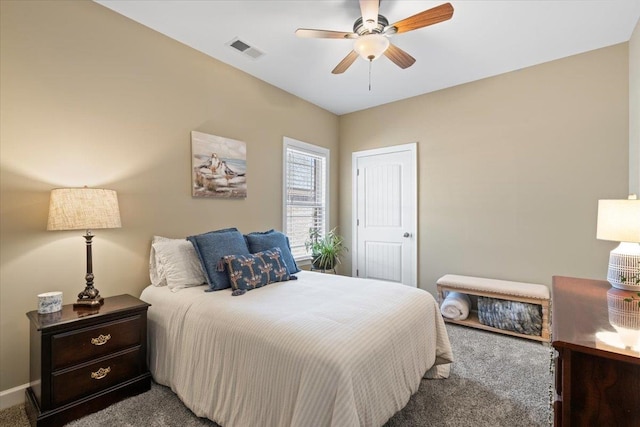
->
[282,137,330,263]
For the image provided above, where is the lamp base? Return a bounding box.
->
[73,297,104,308]
[75,279,103,308]
[606,288,640,350]
[607,242,640,290]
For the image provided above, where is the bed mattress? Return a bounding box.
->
[140,270,452,427]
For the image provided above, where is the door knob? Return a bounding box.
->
[403,232,411,238]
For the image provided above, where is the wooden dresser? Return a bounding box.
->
[552,276,640,427]
[25,294,151,427]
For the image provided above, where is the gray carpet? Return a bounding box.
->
[1,324,552,427]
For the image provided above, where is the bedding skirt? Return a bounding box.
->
[140,270,453,427]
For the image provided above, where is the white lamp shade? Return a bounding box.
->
[353,34,389,61]
[47,188,121,231]
[596,199,640,243]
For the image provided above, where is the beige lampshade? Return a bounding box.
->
[596,198,640,243]
[47,188,121,231]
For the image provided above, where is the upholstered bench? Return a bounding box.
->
[436,274,551,342]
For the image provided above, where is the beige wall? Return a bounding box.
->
[339,44,629,295]
[630,19,640,195]
[0,0,339,392]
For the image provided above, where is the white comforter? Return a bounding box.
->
[140,271,453,427]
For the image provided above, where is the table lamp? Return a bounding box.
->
[47,187,121,307]
[596,195,640,290]
[606,288,640,350]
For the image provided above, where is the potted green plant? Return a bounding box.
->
[305,227,347,271]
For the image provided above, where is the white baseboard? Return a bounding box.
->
[0,383,28,410]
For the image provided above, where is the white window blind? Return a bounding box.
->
[283,138,329,260]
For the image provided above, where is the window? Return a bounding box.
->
[283,137,329,260]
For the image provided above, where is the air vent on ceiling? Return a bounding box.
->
[227,37,265,60]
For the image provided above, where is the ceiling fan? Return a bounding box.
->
[295,1,454,75]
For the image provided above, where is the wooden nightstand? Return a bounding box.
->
[551,276,639,426]
[25,294,151,427]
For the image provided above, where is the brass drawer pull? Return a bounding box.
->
[90,367,111,380]
[90,334,111,346]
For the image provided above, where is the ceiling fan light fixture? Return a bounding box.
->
[353,34,389,61]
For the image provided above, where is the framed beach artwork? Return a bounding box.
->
[191,131,247,198]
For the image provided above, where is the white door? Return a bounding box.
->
[352,143,417,287]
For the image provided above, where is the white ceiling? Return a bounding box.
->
[95,1,640,115]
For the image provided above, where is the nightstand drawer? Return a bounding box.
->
[51,348,143,407]
[51,315,143,370]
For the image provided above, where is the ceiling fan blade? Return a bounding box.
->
[295,28,357,39]
[359,0,380,30]
[332,50,359,74]
[390,2,454,34]
[384,43,416,69]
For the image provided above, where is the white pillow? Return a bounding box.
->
[152,239,207,292]
[149,236,170,286]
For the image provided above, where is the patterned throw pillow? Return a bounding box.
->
[220,247,291,294]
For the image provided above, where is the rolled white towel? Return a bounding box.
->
[440,291,471,320]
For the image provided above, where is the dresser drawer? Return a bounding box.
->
[51,348,143,407]
[51,315,143,370]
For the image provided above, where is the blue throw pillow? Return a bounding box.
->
[187,228,250,291]
[244,229,300,274]
[221,247,291,293]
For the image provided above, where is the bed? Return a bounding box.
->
[140,270,453,427]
